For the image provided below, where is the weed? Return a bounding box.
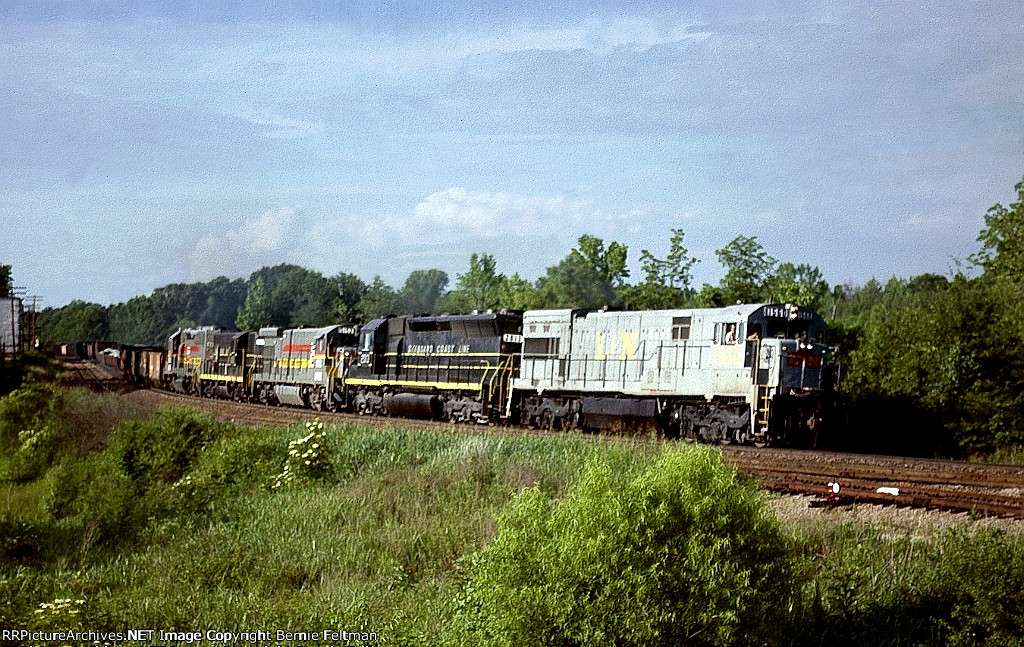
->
[272,419,334,490]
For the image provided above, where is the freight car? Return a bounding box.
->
[513,304,827,446]
[118,345,165,387]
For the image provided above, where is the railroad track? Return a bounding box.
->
[61,359,125,394]
[62,360,1024,519]
[725,447,1024,518]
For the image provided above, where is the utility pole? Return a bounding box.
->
[11,287,26,356]
[25,295,42,350]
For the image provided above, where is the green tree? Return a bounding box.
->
[443,254,507,313]
[37,301,110,343]
[248,263,307,295]
[574,234,630,287]
[842,275,1024,453]
[332,272,368,323]
[453,446,793,647]
[715,235,776,304]
[257,267,339,327]
[400,269,449,314]
[235,277,272,330]
[108,293,173,345]
[0,264,12,297]
[494,272,539,310]
[152,277,247,330]
[356,277,400,321]
[972,175,1024,280]
[765,262,831,310]
[534,236,627,309]
[834,278,884,320]
[535,254,618,309]
[622,228,699,310]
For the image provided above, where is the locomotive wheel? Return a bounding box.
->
[704,420,727,444]
[681,419,697,444]
[309,389,325,411]
[540,409,555,430]
[719,423,734,445]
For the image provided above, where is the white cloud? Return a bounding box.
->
[183,191,615,284]
[187,207,298,281]
[381,187,596,244]
[236,112,324,139]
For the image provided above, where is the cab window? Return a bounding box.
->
[671,316,691,340]
[720,323,740,345]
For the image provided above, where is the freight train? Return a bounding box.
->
[154,303,827,447]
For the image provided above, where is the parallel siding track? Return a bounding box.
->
[725,447,1024,518]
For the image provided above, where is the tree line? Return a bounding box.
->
[21,174,1024,457]
[33,230,835,347]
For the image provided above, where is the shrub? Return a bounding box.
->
[935,530,1024,647]
[0,382,73,480]
[0,515,45,564]
[452,445,794,647]
[170,426,283,513]
[790,523,1024,647]
[7,423,65,481]
[0,382,145,480]
[0,381,64,453]
[42,453,137,550]
[110,407,229,490]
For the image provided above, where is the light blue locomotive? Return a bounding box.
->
[512,303,827,446]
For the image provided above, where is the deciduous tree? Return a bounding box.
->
[443,254,506,313]
[622,228,699,310]
[400,269,449,314]
[972,175,1024,280]
[356,277,400,321]
[236,277,271,330]
[716,235,776,304]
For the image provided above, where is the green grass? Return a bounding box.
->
[1,386,1023,646]
[1,409,656,640]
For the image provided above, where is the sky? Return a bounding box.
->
[2,1,1023,308]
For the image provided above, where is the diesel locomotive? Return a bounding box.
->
[515,303,827,447]
[162,303,827,446]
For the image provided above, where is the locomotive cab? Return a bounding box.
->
[745,304,828,444]
[746,304,827,394]
[355,317,389,375]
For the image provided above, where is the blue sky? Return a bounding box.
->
[3,1,1023,307]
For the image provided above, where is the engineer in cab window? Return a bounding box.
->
[724,324,737,345]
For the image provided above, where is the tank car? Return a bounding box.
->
[345,311,522,422]
[512,303,827,446]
